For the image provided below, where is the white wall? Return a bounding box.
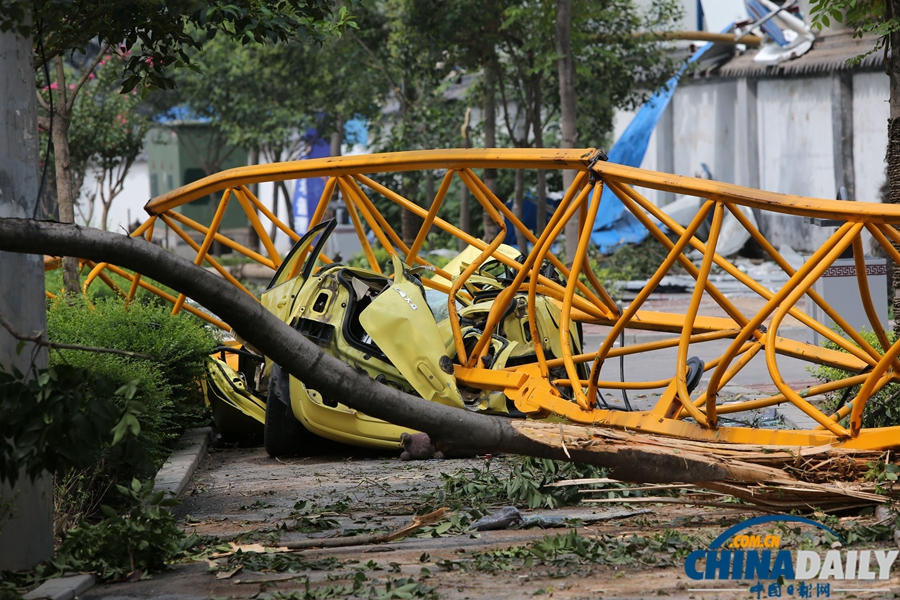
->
[853,71,890,204]
[672,81,736,183]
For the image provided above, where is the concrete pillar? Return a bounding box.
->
[0,25,54,570]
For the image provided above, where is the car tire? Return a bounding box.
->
[264,365,313,457]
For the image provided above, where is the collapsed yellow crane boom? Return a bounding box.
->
[63,148,900,450]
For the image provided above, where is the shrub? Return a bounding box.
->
[47,297,217,467]
[44,297,217,522]
[811,329,900,429]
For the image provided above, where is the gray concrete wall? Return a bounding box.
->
[0,26,54,571]
[617,70,891,254]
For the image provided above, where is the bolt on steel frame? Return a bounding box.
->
[70,148,900,450]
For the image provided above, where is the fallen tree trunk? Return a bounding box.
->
[0,218,892,501]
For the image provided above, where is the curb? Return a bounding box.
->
[153,426,213,497]
[22,573,94,600]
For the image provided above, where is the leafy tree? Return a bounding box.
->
[493,0,682,248]
[808,1,900,335]
[66,54,148,230]
[167,22,388,236]
[0,0,356,294]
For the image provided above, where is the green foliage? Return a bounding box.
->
[47,296,217,468]
[0,365,144,487]
[421,456,607,510]
[810,329,900,429]
[53,479,186,580]
[1,479,202,593]
[435,529,703,574]
[2,0,356,93]
[70,54,149,228]
[808,1,900,63]
[268,575,436,600]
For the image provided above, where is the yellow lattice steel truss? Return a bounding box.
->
[71,148,900,450]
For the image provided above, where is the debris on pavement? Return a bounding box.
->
[277,507,448,549]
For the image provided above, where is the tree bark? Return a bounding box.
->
[533,82,548,236]
[556,0,579,267]
[482,58,498,242]
[0,218,779,485]
[247,146,260,252]
[889,2,900,338]
[51,57,80,294]
[326,120,343,222]
[513,167,527,251]
[460,109,472,250]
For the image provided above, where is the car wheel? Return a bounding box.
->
[264,364,313,457]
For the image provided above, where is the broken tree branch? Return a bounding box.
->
[280,508,448,550]
[0,309,154,360]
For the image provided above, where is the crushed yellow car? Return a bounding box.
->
[205,219,585,456]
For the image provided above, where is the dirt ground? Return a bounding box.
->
[81,446,900,600]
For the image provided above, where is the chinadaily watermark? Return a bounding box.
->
[683,516,897,597]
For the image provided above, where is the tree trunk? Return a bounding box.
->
[482,58,498,242]
[51,57,80,294]
[401,176,420,247]
[278,180,295,233]
[424,169,435,251]
[556,0,579,267]
[0,218,798,486]
[533,84,548,236]
[247,146,260,252]
[513,168,527,251]
[326,119,343,221]
[460,109,472,250]
[889,2,900,338]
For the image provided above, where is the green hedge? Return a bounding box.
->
[47,297,217,469]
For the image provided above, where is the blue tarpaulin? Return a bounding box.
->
[589,37,720,253]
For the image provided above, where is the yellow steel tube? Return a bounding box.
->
[464,168,615,316]
[852,236,895,365]
[527,183,595,377]
[159,214,254,296]
[764,223,863,436]
[82,216,158,293]
[102,263,230,330]
[407,170,455,266]
[308,177,338,232]
[452,169,508,366]
[608,183,752,331]
[675,341,763,419]
[850,335,900,435]
[162,210,276,269]
[233,187,283,267]
[678,201,724,426]
[622,185,873,363]
[336,178,381,274]
[467,171,589,364]
[346,177,406,253]
[707,222,860,402]
[173,189,231,316]
[353,172,607,319]
[559,179,603,409]
[724,204,880,361]
[125,218,157,306]
[588,200,715,398]
[238,185,301,243]
[347,176,457,284]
